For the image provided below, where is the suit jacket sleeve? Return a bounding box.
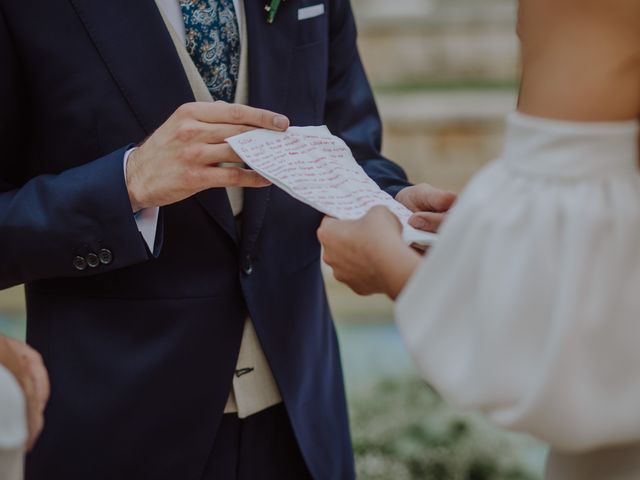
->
[323,0,412,198]
[0,8,153,290]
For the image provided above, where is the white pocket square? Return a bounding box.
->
[298,4,325,21]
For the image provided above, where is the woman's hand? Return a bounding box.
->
[0,335,50,451]
[395,183,457,232]
[317,206,422,299]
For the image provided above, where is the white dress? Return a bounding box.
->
[0,364,26,480]
[396,112,640,477]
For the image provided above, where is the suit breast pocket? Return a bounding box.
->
[296,2,328,46]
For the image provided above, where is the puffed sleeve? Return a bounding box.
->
[396,113,640,453]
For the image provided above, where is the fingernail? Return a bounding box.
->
[273,115,289,130]
[412,218,428,229]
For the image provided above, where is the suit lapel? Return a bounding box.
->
[241,0,296,253]
[68,0,238,243]
[68,0,192,134]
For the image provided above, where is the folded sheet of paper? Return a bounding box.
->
[226,126,437,246]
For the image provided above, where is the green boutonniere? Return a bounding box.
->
[265,0,285,24]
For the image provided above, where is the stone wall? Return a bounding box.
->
[354,0,519,191]
[354,0,519,87]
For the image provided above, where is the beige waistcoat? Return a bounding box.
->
[155,1,282,418]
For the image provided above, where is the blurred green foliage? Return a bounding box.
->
[350,377,541,480]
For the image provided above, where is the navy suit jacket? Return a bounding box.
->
[0,0,411,479]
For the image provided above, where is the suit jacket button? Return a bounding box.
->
[86,253,100,268]
[99,248,113,265]
[73,256,87,271]
[242,255,253,275]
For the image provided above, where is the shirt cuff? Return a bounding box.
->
[124,148,159,252]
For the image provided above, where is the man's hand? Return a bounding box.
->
[126,101,290,212]
[395,183,457,233]
[0,336,49,451]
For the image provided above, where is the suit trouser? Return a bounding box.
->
[201,404,312,480]
[545,443,640,480]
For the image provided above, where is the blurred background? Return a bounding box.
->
[0,0,546,478]
[330,0,547,478]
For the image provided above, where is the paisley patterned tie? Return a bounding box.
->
[179,0,240,102]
